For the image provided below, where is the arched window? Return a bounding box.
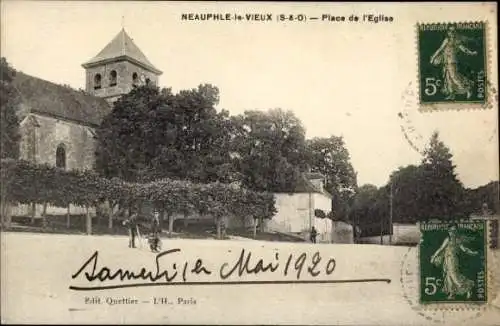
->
[56,144,66,169]
[94,74,102,90]
[145,78,151,85]
[109,70,117,86]
[132,72,138,86]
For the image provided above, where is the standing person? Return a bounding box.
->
[148,210,161,252]
[123,212,138,248]
[310,226,318,244]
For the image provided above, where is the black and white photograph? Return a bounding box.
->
[0,1,499,325]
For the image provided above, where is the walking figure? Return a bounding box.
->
[123,212,139,248]
[430,25,478,100]
[310,226,318,243]
[430,224,478,299]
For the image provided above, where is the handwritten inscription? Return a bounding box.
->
[72,248,336,284]
[70,248,390,290]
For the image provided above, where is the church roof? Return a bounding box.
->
[12,71,111,126]
[82,28,162,74]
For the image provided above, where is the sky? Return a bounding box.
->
[1,1,498,188]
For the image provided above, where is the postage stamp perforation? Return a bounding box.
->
[412,219,499,313]
[401,248,488,325]
[486,219,500,309]
[416,20,496,112]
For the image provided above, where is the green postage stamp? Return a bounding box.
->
[419,221,487,304]
[418,22,487,106]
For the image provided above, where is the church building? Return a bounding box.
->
[12,28,161,216]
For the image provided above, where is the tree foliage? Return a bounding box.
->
[350,132,495,237]
[230,108,308,192]
[419,131,466,220]
[307,136,358,219]
[95,84,236,183]
[0,57,20,159]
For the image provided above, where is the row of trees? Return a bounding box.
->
[0,159,276,238]
[351,132,499,237]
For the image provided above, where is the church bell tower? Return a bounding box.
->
[82,28,162,105]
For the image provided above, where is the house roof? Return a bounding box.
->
[292,174,332,198]
[304,172,325,180]
[12,71,111,126]
[82,28,162,75]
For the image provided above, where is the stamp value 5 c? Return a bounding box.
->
[419,221,487,304]
[418,22,487,106]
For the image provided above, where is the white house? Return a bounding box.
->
[266,173,333,243]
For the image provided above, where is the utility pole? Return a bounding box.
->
[380,207,384,245]
[389,182,393,245]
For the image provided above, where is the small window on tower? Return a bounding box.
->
[109,70,117,87]
[132,72,138,86]
[94,74,102,90]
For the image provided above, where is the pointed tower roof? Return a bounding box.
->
[82,28,162,74]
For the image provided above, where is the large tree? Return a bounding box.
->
[307,136,358,219]
[230,108,308,192]
[464,181,500,216]
[95,83,235,183]
[350,184,389,237]
[0,57,20,159]
[419,131,465,220]
[388,164,425,223]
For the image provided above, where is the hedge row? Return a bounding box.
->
[0,159,276,220]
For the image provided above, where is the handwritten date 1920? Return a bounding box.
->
[220,249,336,280]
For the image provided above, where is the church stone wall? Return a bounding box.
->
[16,114,98,217]
[27,114,96,170]
[85,60,159,102]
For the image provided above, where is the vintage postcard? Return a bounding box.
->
[1,1,499,325]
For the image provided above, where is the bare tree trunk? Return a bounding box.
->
[1,200,12,228]
[66,205,71,228]
[0,188,6,227]
[31,203,36,224]
[168,212,174,235]
[42,202,48,229]
[160,209,166,230]
[253,218,257,239]
[5,202,12,228]
[183,212,188,230]
[380,216,384,245]
[86,205,92,235]
[215,216,221,240]
[108,201,115,230]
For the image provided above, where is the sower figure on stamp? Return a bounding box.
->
[310,226,318,244]
[430,25,478,100]
[430,224,478,299]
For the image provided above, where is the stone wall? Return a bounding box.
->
[20,114,96,170]
[16,113,97,217]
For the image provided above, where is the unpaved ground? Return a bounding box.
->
[1,232,498,325]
